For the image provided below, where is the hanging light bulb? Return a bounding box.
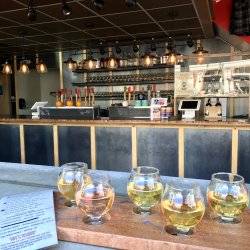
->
[19,61,30,74]
[164,50,177,65]
[169,52,177,65]
[193,40,208,64]
[2,61,12,74]
[107,56,118,69]
[177,54,184,63]
[141,53,154,67]
[36,60,48,73]
[83,58,97,70]
[64,57,77,71]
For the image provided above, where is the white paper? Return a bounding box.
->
[0,190,58,250]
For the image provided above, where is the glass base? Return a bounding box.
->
[82,213,111,225]
[164,225,194,236]
[217,216,242,224]
[133,206,152,215]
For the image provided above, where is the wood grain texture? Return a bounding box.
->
[55,193,250,250]
[0,117,250,129]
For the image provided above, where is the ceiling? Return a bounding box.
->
[0,0,214,55]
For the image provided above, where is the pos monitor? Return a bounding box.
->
[178,99,201,119]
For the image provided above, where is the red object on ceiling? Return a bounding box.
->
[213,0,250,43]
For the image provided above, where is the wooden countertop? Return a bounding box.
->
[0,116,249,128]
[0,116,250,128]
[55,193,250,250]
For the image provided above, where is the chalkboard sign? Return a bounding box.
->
[0,85,3,95]
[109,106,150,119]
[39,107,100,120]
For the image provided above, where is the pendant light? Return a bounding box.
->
[193,40,208,64]
[64,57,77,71]
[83,51,97,70]
[107,56,118,69]
[19,33,30,74]
[19,61,30,74]
[36,59,48,73]
[141,53,155,67]
[85,58,97,70]
[164,49,177,65]
[2,61,12,74]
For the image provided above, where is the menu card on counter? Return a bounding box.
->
[0,190,58,250]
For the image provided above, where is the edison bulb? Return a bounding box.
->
[39,63,47,73]
[20,63,29,74]
[3,64,12,74]
[68,62,73,70]
[169,54,177,64]
[110,58,115,68]
[88,60,94,69]
[145,56,151,66]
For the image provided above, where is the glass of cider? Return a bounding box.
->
[75,171,115,225]
[207,172,249,223]
[127,166,163,214]
[57,162,88,207]
[161,182,205,235]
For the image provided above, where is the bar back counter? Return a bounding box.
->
[0,117,249,183]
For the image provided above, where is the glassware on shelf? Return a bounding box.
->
[161,181,205,235]
[127,166,163,214]
[75,171,115,225]
[57,162,88,207]
[207,172,249,223]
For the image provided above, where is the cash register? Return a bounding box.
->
[178,100,201,120]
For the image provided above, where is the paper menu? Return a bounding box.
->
[0,190,58,250]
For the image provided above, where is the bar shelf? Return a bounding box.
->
[73,63,174,73]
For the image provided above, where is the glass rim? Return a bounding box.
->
[165,182,200,192]
[60,162,88,171]
[211,172,245,184]
[132,166,159,175]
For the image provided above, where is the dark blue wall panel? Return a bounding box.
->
[58,126,91,167]
[0,124,20,163]
[24,125,54,165]
[238,130,250,183]
[137,128,178,176]
[96,127,131,172]
[185,129,232,180]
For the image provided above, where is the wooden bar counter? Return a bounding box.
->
[0,116,250,183]
[55,193,250,250]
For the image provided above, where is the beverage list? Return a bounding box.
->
[0,190,58,250]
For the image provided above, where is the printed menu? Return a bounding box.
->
[0,190,58,250]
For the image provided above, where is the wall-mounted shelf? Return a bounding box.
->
[72,79,174,87]
[175,94,249,98]
[94,90,174,100]
[73,64,174,74]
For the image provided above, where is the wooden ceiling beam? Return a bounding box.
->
[192,0,214,38]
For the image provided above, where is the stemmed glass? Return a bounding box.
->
[75,171,115,225]
[161,181,205,235]
[127,166,163,214]
[207,172,249,223]
[57,162,88,207]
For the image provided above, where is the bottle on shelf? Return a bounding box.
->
[138,87,146,101]
[161,96,173,119]
[147,85,152,102]
[152,84,156,98]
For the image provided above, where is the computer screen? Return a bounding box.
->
[178,100,201,111]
